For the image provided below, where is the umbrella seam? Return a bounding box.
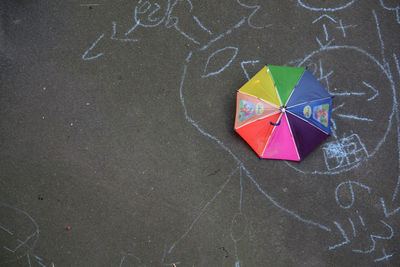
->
[284,113,301,161]
[261,112,283,157]
[237,91,280,108]
[286,96,333,109]
[286,110,330,135]
[266,65,284,106]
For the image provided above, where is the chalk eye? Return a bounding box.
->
[202,47,239,78]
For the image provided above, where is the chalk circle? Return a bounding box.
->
[297,0,356,12]
[0,203,39,264]
[134,0,171,28]
[285,45,395,175]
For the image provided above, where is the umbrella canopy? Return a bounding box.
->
[234,65,333,161]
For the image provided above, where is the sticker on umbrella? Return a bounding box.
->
[234,65,333,161]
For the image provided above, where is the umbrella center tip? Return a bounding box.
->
[280,106,287,113]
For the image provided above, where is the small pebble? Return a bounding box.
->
[66,225,71,231]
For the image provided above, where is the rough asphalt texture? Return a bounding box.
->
[1,0,400,266]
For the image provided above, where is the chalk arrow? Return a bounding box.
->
[330,81,378,101]
[330,91,365,97]
[111,22,138,42]
[335,114,373,122]
[380,197,400,218]
[82,33,105,61]
[316,37,335,49]
[362,81,379,101]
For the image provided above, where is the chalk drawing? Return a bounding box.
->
[119,253,146,267]
[352,220,393,254]
[297,0,356,12]
[312,14,337,24]
[155,6,400,265]
[373,10,390,72]
[357,211,366,228]
[111,22,139,42]
[335,19,357,38]
[236,0,273,29]
[348,217,356,237]
[0,203,47,266]
[329,218,394,254]
[379,0,400,24]
[167,167,239,254]
[78,1,400,265]
[193,15,213,35]
[164,0,201,45]
[329,221,350,250]
[330,81,378,100]
[330,91,364,97]
[199,18,246,51]
[336,114,373,122]
[163,42,336,262]
[133,0,170,28]
[360,11,400,236]
[335,181,371,209]
[229,168,247,267]
[322,23,329,41]
[329,180,396,256]
[322,134,368,171]
[317,59,333,91]
[240,60,260,81]
[173,48,333,256]
[311,13,357,41]
[125,20,141,36]
[392,53,400,202]
[380,197,400,218]
[230,211,247,267]
[183,49,331,229]
[131,0,199,45]
[374,248,394,263]
[315,37,335,49]
[83,0,276,61]
[82,33,105,61]
[285,43,396,175]
[201,46,239,78]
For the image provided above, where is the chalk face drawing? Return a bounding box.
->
[182,40,394,177]
[285,46,394,174]
[161,6,399,264]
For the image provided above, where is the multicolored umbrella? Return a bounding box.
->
[234,65,333,161]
